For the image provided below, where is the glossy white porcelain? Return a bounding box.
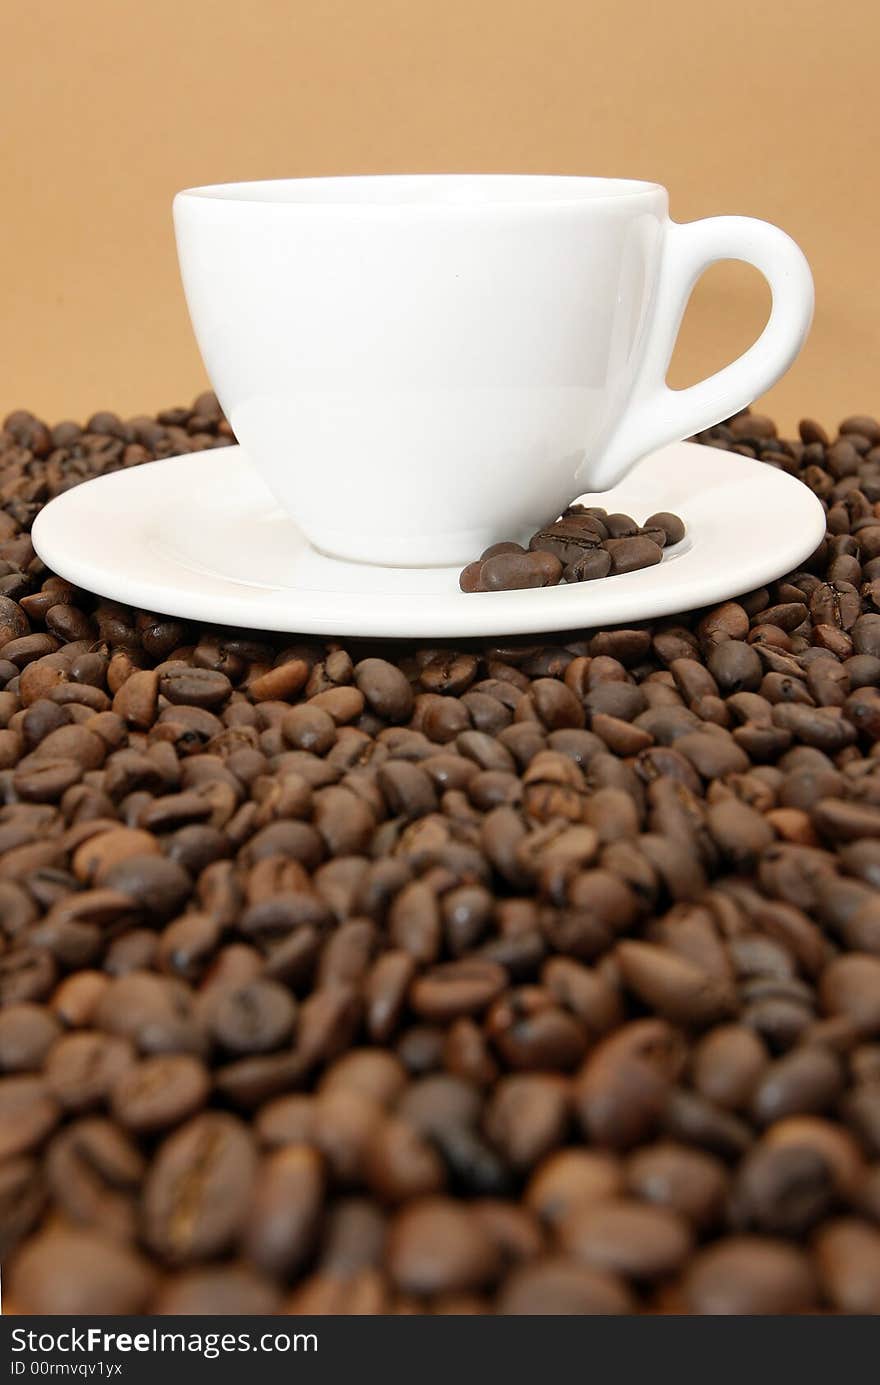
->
[32,442,826,639]
[173,174,813,566]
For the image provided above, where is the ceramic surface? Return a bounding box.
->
[173,174,813,564]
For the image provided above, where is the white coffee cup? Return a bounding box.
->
[174,174,813,567]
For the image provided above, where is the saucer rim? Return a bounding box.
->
[31,441,827,640]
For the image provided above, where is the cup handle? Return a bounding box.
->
[589,215,814,490]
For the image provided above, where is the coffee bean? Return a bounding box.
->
[484,1073,569,1171]
[244,1144,325,1276]
[50,971,108,1027]
[9,1226,156,1314]
[160,667,232,708]
[410,959,507,1021]
[419,652,479,695]
[248,659,309,703]
[815,1219,880,1313]
[72,826,160,884]
[813,797,880,841]
[497,1256,633,1313]
[355,659,414,723]
[44,1030,136,1111]
[459,562,484,593]
[692,1024,769,1110]
[112,669,159,729]
[841,1083,880,1155]
[799,418,829,446]
[598,513,636,538]
[683,1236,817,1314]
[0,1002,61,1071]
[0,1074,59,1158]
[481,542,526,560]
[366,951,416,1043]
[662,1087,753,1158]
[820,954,880,1035]
[708,640,763,693]
[379,759,438,819]
[46,1116,144,1238]
[94,972,206,1056]
[309,1087,383,1184]
[284,1267,387,1313]
[730,1142,833,1234]
[564,549,612,582]
[153,1264,281,1315]
[143,1112,258,1264]
[319,1049,407,1106]
[111,1054,211,1132]
[13,757,82,802]
[525,1149,623,1225]
[810,582,861,629]
[529,519,603,565]
[101,854,192,919]
[559,1196,693,1280]
[763,1116,865,1198]
[387,1196,499,1294]
[615,940,736,1027]
[0,1155,46,1258]
[625,1142,728,1230]
[486,989,587,1070]
[480,551,563,591]
[644,512,686,546]
[604,536,663,575]
[297,985,362,1067]
[675,730,750,777]
[209,978,297,1054]
[319,1196,387,1274]
[573,1020,683,1149]
[365,1112,446,1201]
[750,1045,843,1124]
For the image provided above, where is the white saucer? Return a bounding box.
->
[32,442,826,640]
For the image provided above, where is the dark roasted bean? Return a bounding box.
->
[111,1053,210,1132]
[387,1196,499,1294]
[481,550,563,591]
[143,1112,258,1264]
[9,1226,156,1314]
[44,1030,136,1111]
[45,1116,145,1238]
[730,1142,834,1235]
[625,1142,728,1230]
[682,1236,817,1314]
[525,1148,623,1227]
[153,1264,281,1315]
[355,659,414,723]
[0,1074,59,1158]
[815,1219,880,1313]
[484,1073,569,1171]
[244,1144,325,1275]
[559,1195,693,1280]
[0,1002,61,1072]
[410,959,507,1021]
[497,1256,632,1313]
[604,536,663,574]
[573,1020,683,1150]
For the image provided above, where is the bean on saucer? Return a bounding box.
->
[459,509,685,592]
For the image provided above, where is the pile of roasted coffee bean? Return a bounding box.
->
[3,399,880,1315]
[459,510,687,592]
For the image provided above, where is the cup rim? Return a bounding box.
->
[174,173,665,211]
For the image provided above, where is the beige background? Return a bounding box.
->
[2,0,876,433]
